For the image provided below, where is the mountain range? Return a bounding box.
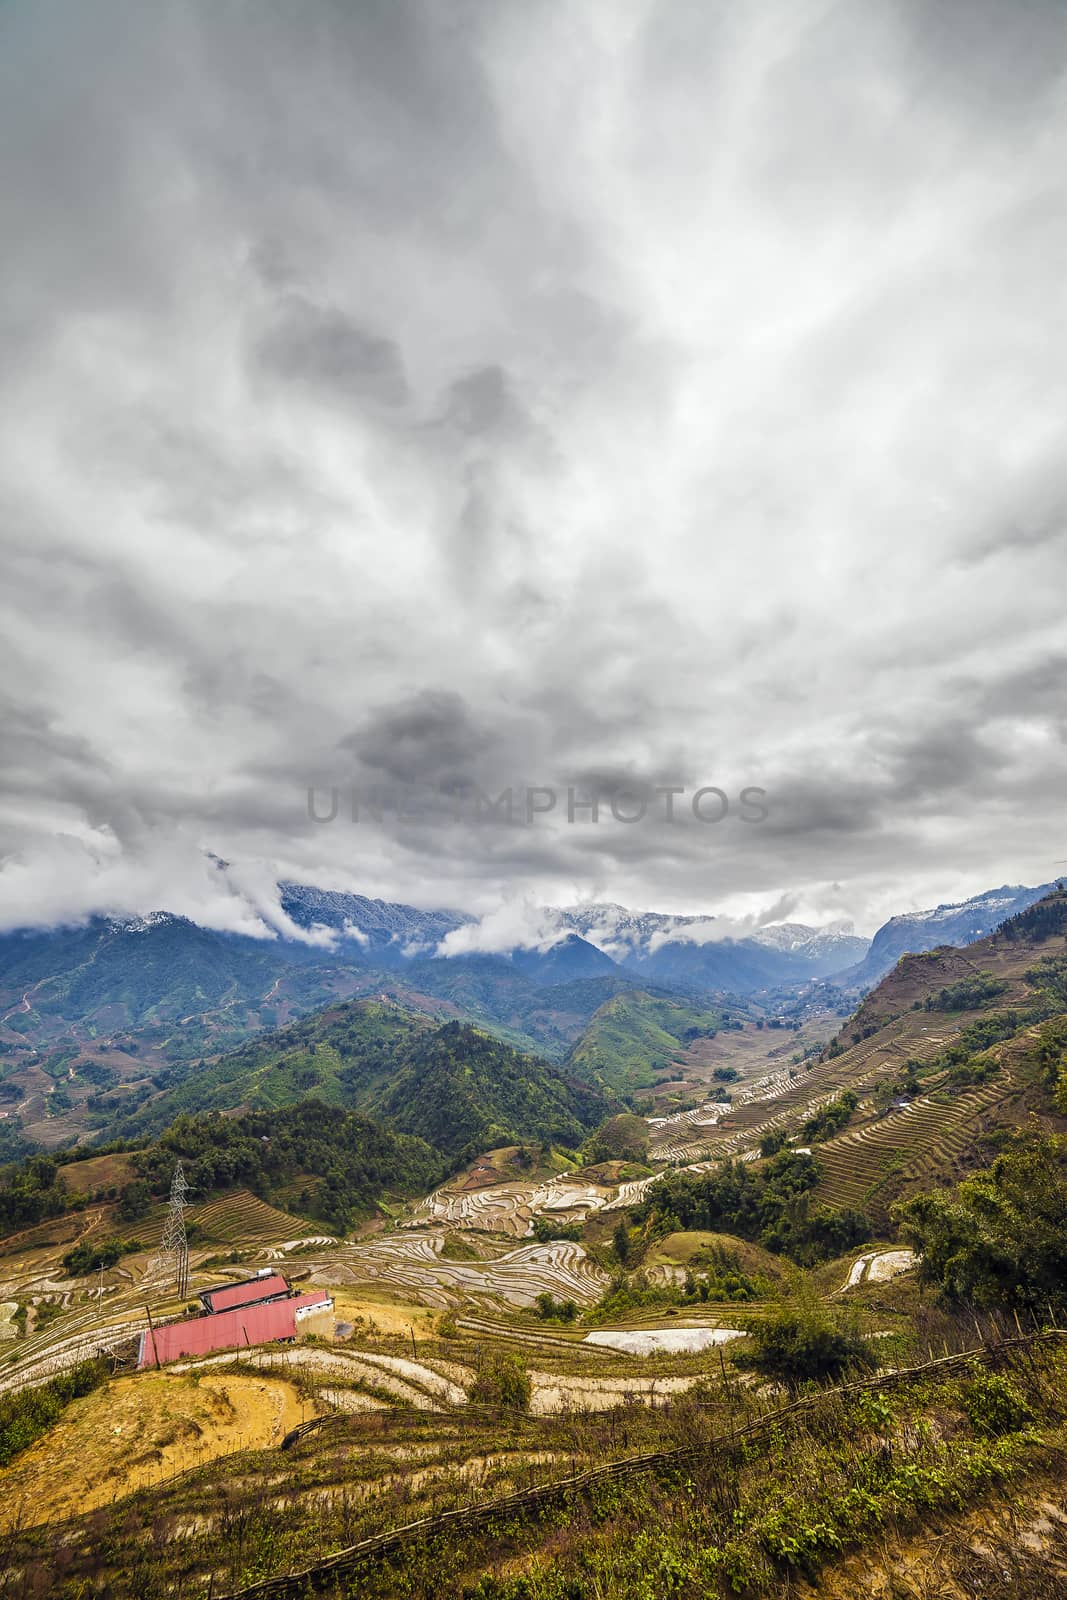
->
[0,877,1057,1151]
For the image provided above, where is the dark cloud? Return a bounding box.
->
[0,0,1065,938]
[254,295,410,408]
[344,691,498,786]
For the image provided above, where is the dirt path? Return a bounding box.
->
[0,1372,311,1531]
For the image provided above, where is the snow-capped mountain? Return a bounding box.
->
[837,883,1058,987]
[558,903,869,987]
[278,883,468,955]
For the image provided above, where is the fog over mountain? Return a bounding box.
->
[2,1,1066,940]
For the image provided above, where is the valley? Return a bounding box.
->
[0,887,1065,1595]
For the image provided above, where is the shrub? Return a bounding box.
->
[894,1135,1067,1309]
[62,1236,140,1276]
[534,1292,578,1323]
[0,1358,108,1465]
[467,1351,532,1412]
[759,1130,788,1158]
[958,1370,1033,1437]
[735,1301,877,1388]
[801,1091,859,1143]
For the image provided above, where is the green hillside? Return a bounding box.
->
[639,890,1067,1229]
[371,1020,614,1160]
[110,1001,612,1163]
[118,999,433,1134]
[0,1099,443,1238]
[566,991,721,1095]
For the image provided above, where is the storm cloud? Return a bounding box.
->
[1,0,1065,939]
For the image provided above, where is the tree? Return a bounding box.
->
[117,1178,151,1221]
[894,1135,1067,1310]
[613,1219,631,1264]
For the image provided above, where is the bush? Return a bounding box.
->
[894,1135,1067,1309]
[635,1151,870,1265]
[958,1370,1033,1437]
[62,1236,140,1276]
[467,1351,532,1411]
[0,1358,108,1465]
[924,974,1006,1011]
[530,1216,583,1243]
[117,1178,151,1220]
[801,1091,858,1143]
[534,1292,578,1323]
[735,1301,877,1388]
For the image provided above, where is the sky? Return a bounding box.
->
[1,0,1066,946]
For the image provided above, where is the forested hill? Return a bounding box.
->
[119,999,434,1133]
[113,1001,614,1162]
[565,991,722,1095]
[371,1020,614,1159]
[0,1101,444,1237]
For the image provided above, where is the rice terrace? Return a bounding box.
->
[2,5,1067,1592]
[0,891,1065,1595]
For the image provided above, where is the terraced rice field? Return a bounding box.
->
[648,1101,731,1161]
[651,1020,969,1166]
[304,1233,609,1310]
[192,1189,315,1247]
[407,1174,617,1237]
[166,1337,711,1415]
[838,1249,917,1292]
[812,1077,1011,1211]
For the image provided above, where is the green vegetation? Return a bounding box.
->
[894,1135,1067,1309]
[0,1358,108,1466]
[923,972,1006,1010]
[371,1022,611,1161]
[0,1153,72,1231]
[136,1100,443,1232]
[466,1351,532,1411]
[1019,1012,1067,1110]
[734,1299,877,1387]
[800,1089,859,1142]
[634,1152,871,1264]
[0,1008,614,1240]
[581,1112,649,1165]
[534,1292,578,1323]
[958,1369,1034,1438]
[461,1353,1056,1599]
[998,888,1067,943]
[61,1236,140,1275]
[116,1005,612,1163]
[565,992,720,1095]
[114,999,434,1134]
[530,1216,583,1243]
[591,1249,763,1322]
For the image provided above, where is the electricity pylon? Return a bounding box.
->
[158,1160,190,1299]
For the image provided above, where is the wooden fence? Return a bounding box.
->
[217,1325,1067,1599]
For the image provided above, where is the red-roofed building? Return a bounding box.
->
[138,1291,333,1368]
[199,1272,292,1316]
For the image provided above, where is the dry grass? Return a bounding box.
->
[0,1371,312,1531]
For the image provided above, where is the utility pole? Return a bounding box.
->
[144,1303,161,1368]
